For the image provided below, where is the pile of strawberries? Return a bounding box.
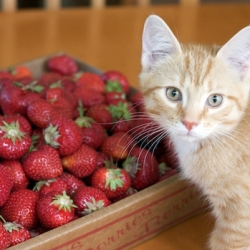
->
[0,54,178,249]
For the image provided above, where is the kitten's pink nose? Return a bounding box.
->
[182,120,198,131]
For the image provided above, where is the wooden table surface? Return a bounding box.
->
[0,3,249,249]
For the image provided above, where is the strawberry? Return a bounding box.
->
[102,70,130,94]
[129,113,161,146]
[37,72,62,89]
[18,92,43,118]
[108,101,136,133]
[123,147,159,190]
[73,87,105,109]
[128,91,145,113]
[43,116,83,156]
[58,77,76,93]
[22,145,63,181]
[58,172,86,197]
[0,221,10,250]
[33,178,68,197]
[96,152,110,169]
[47,54,78,76]
[61,144,98,178]
[27,99,57,128]
[73,186,110,217]
[82,123,106,149]
[86,104,113,130]
[108,101,135,122]
[36,191,76,229]
[7,115,32,135]
[1,160,29,191]
[100,132,135,160]
[0,70,13,80]
[1,219,31,247]
[0,189,39,230]
[0,116,32,160]
[11,66,33,80]
[75,104,106,149]
[0,84,25,115]
[91,167,131,200]
[45,87,75,119]
[105,91,126,105]
[76,72,105,93]
[0,164,14,207]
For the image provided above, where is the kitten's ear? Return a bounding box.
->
[217,26,250,80]
[141,15,182,70]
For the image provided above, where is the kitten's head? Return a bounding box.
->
[140,15,250,143]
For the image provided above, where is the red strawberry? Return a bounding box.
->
[45,86,76,112]
[18,92,43,118]
[0,189,39,230]
[81,122,106,149]
[76,72,105,93]
[1,160,29,191]
[105,91,126,105]
[47,54,78,76]
[22,145,63,181]
[58,172,86,197]
[0,70,13,80]
[0,84,25,115]
[91,167,131,200]
[128,91,145,113]
[59,77,76,93]
[43,116,83,156]
[0,116,32,160]
[49,95,74,119]
[11,66,32,80]
[86,104,113,130]
[102,70,130,94]
[75,106,106,149]
[123,147,159,190]
[0,164,14,207]
[2,220,31,247]
[130,113,161,144]
[108,101,136,122]
[96,152,110,169]
[0,221,10,250]
[100,132,135,160]
[36,191,76,229]
[73,87,105,109]
[73,186,110,217]
[37,72,62,89]
[33,178,68,197]
[27,99,57,128]
[5,115,32,135]
[61,144,98,179]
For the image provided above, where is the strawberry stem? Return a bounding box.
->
[0,120,26,144]
[105,169,124,190]
[51,190,77,212]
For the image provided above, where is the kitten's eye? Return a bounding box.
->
[207,94,223,107]
[166,87,182,102]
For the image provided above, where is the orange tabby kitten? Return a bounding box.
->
[140,15,250,249]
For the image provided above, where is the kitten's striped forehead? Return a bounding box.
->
[180,45,217,89]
